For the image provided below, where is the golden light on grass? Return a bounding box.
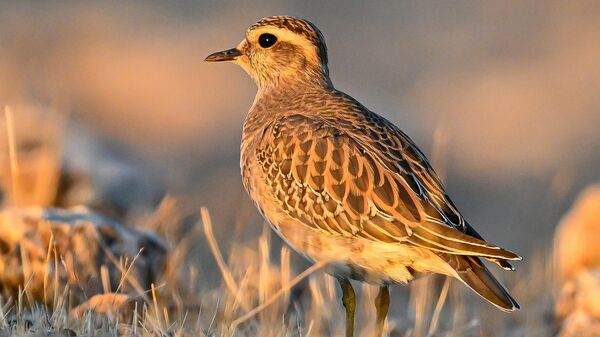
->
[201,207,242,304]
[1,105,64,208]
[428,276,451,335]
[4,105,19,204]
[202,206,336,334]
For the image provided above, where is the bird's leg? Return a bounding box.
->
[338,278,356,337]
[374,285,390,337]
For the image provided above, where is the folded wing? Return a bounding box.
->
[256,113,520,263]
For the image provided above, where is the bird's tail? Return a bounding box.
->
[442,254,520,312]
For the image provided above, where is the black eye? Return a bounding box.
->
[258,33,277,48]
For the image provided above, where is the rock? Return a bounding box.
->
[556,270,600,336]
[554,185,600,336]
[71,293,132,318]
[0,207,168,304]
[0,105,164,220]
[554,185,600,282]
[57,123,165,220]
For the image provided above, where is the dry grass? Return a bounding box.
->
[0,212,553,337]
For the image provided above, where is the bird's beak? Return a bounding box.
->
[204,47,242,62]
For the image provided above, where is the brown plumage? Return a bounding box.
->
[206,15,520,336]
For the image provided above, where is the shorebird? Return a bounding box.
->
[206,15,520,337]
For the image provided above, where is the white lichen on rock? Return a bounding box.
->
[0,207,167,304]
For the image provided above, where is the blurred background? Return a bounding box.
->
[1,0,599,261]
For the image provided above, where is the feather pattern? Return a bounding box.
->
[247,96,519,263]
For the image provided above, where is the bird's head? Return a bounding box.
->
[205,16,331,89]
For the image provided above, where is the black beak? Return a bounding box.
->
[204,48,242,62]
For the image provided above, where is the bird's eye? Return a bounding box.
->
[258,33,277,48]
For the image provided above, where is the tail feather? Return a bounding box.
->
[408,222,522,261]
[490,258,515,271]
[443,254,519,312]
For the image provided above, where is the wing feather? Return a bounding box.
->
[256,113,520,261]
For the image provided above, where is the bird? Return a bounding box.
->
[205,15,521,337]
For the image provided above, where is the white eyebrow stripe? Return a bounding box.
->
[247,27,321,66]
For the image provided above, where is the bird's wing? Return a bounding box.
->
[256,113,520,261]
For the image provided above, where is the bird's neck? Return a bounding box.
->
[256,66,333,96]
